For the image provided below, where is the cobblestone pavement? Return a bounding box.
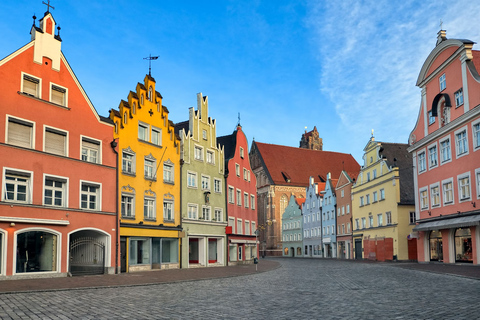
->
[0,258,479,320]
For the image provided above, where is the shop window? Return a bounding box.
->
[455,228,472,263]
[161,239,178,263]
[429,230,443,262]
[129,238,150,265]
[229,244,238,262]
[16,231,57,273]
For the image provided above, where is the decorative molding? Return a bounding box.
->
[121,184,135,193]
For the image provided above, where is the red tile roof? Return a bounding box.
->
[254,142,360,187]
[295,197,306,207]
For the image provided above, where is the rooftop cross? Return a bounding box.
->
[440,19,443,30]
[42,0,55,13]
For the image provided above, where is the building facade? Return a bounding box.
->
[176,94,226,268]
[282,195,304,257]
[408,30,480,265]
[110,75,182,273]
[335,170,358,259]
[322,175,337,258]
[218,125,258,265]
[249,142,360,256]
[302,177,324,257]
[352,136,416,261]
[299,126,323,150]
[0,11,117,278]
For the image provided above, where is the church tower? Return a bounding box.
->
[299,126,323,150]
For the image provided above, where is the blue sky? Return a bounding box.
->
[2,1,479,163]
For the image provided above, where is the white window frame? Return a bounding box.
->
[121,192,135,218]
[237,218,243,234]
[240,147,244,158]
[80,135,101,164]
[206,149,215,165]
[457,172,471,202]
[419,187,429,210]
[228,186,234,203]
[235,163,240,176]
[430,182,440,208]
[243,168,248,181]
[228,217,235,233]
[236,189,242,206]
[214,178,222,193]
[80,180,101,211]
[442,177,455,206]
[2,168,33,204]
[472,119,480,152]
[144,155,156,180]
[202,129,207,140]
[43,125,68,156]
[21,72,41,98]
[245,220,250,235]
[201,206,211,221]
[427,142,438,169]
[373,191,378,202]
[49,82,68,107]
[163,199,174,222]
[201,175,210,191]
[187,203,198,220]
[428,110,435,125]
[380,189,385,200]
[244,192,249,208]
[439,73,446,91]
[475,168,480,199]
[214,208,223,222]
[377,213,383,226]
[454,88,464,107]
[151,126,162,146]
[251,194,255,210]
[138,122,149,142]
[194,145,204,161]
[454,126,469,159]
[43,174,68,207]
[439,136,452,165]
[386,211,392,225]
[187,171,197,188]
[6,115,35,149]
[417,149,426,173]
[163,161,174,184]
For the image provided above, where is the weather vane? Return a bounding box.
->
[440,19,443,30]
[42,0,54,13]
[143,54,159,76]
[238,112,241,126]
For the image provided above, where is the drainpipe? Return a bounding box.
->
[110,139,119,274]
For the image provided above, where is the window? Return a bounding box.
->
[439,73,446,91]
[409,212,416,224]
[151,127,161,146]
[367,172,371,181]
[163,162,174,184]
[121,194,134,218]
[386,212,392,225]
[420,188,428,210]
[214,179,222,193]
[418,151,426,172]
[443,179,454,204]
[129,238,149,265]
[202,129,207,140]
[428,110,435,125]
[44,177,66,207]
[251,221,256,235]
[377,214,383,226]
[138,123,149,141]
[22,73,40,97]
[140,94,144,105]
[337,208,341,216]
[366,194,370,205]
[251,195,255,210]
[202,206,211,220]
[361,218,366,229]
[380,189,385,200]
[228,186,234,203]
[144,156,156,180]
[187,171,197,188]
[369,215,374,228]
[163,200,173,221]
[455,88,464,107]
[428,145,438,168]
[341,190,344,197]
[455,128,468,156]
[4,170,31,203]
[346,204,350,214]
[240,147,244,158]
[347,223,350,233]
[80,182,100,210]
[50,84,67,106]
[122,149,135,174]
[188,204,198,219]
[473,121,480,150]
[458,174,471,201]
[247,170,250,182]
[243,168,248,180]
[373,191,378,202]
[43,127,67,156]
[245,221,250,235]
[235,163,240,176]
[132,102,136,114]
[237,219,243,234]
[431,184,440,207]
[373,169,377,179]
[244,192,249,208]
[355,219,359,230]
[148,86,153,101]
[81,137,100,163]
[214,208,222,222]
[476,169,480,199]
[123,112,128,125]
[228,217,235,233]
[201,175,210,190]
[206,150,214,164]
[360,196,364,206]
[440,138,451,163]
[7,117,34,148]
[194,146,203,161]
[236,189,241,206]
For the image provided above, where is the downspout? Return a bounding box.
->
[110,139,119,274]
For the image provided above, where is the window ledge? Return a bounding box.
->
[145,177,157,182]
[164,180,175,185]
[122,171,136,177]
[144,218,157,222]
[121,216,136,220]
[138,139,163,148]
[18,91,70,110]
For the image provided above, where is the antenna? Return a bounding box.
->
[143,54,159,76]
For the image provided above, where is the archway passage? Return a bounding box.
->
[69,230,106,276]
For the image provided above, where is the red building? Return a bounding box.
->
[408,30,480,265]
[218,125,258,264]
[0,10,118,278]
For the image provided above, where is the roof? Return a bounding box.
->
[174,120,189,136]
[253,142,360,187]
[146,74,156,83]
[110,109,121,118]
[217,131,237,161]
[295,197,306,207]
[378,142,414,204]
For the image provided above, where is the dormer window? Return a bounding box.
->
[123,112,128,125]
[439,73,446,91]
[22,74,40,98]
[141,94,144,105]
[148,87,153,102]
[50,84,67,106]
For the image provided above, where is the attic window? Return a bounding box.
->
[148,86,153,102]
[51,84,67,106]
[281,171,291,183]
[22,74,40,98]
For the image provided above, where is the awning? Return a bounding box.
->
[413,214,480,232]
[229,239,257,245]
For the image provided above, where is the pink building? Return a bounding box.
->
[218,125,258,264]
[0,10,118,278]
[408,30,480,265]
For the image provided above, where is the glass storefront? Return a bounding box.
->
[429,230,443,262]
[229,244,237,262]
[455,228,472,263]
[131,237,178,267]
[161,239,178,263]
[16,231,57,273]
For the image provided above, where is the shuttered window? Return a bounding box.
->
[45,129,66,156]
[7,118,33,148]
[23,75,39,97]
[81,138,100,163]
[51,85,66,106]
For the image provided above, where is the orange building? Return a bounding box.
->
[408,30,480,265]
[0,10,118,278]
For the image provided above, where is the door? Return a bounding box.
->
[208,239,217,263]
[354,239,362,260]
[120,238,127,273]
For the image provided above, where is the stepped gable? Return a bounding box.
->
[255,142,360,187]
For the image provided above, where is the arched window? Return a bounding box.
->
[455,228,472,263]
[280,194,288,215]
[114,121,118,134]
[123,112,128,125]
[148,86,153,102]
[16,230,58,273]
[141,94,144,105]
[429,230,443,261]
[132,102,136,114]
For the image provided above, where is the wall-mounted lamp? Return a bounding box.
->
[472,202,476,208]
[10,222,15,227]
[428,211,431,216]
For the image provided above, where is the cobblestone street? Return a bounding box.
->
[0,258,479,319]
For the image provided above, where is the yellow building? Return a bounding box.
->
[110,74,182,272]
[351,134,416,261]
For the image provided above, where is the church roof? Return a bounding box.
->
[253,142,360,187]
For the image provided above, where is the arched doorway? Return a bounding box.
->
[69,229,108,275]
[455,228,472,263]
[429,230,443,262]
